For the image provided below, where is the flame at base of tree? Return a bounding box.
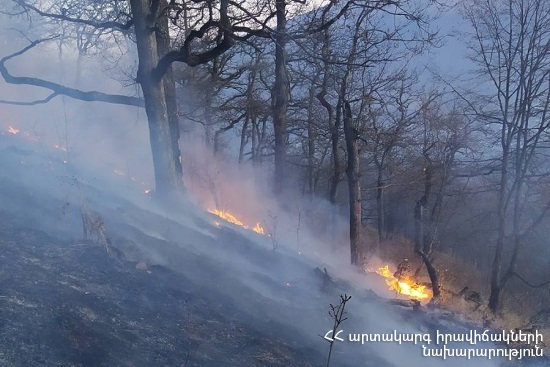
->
[208,208,265,235]
[375,265,430,300]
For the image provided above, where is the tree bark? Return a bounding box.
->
[317,29,340,205]
[272,0,289,195]
[155,0,183,181]
[130,0,182,196]
[343,100,361,265]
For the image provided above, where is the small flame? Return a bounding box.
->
[208,208,266,235]
[252,222,265,235]
[375,265,430,300]
[144,189,151,194]
[209,208,245,227]
[7,126,19,135]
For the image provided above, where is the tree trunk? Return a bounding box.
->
[414,161,440,298]
[414,199,424,252]
[306,82,317,196]
[343,100,361,265]
[376,163,385,244]
[414,187,440,298]
[272,0,289,195]
[238,116,249,164]
[130,0,182,196]
[318,28,340,204]
[420,163,432,254]
[416,249,440,299]
[155,0,183,181]
[489,148,509,312]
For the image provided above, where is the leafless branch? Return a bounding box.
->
[0,37,144,107]
[13,0,133,31]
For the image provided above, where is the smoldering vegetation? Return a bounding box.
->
[0,43,501,367]
[1,0,550,366]
[0,109,507,367]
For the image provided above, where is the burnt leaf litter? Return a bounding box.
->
[0,222,321,367]
[0,146,548,367]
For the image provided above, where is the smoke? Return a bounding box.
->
[0,14,512,367]
[0,20,153,187]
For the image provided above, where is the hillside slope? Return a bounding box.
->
[0,141,546,367]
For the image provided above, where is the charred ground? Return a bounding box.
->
[0,143,548,367]
[0,220,326,367]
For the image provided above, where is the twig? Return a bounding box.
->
[322,294,351,367]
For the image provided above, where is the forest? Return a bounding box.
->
[0,0,550,365]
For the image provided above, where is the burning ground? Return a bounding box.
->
[0,133,548,367]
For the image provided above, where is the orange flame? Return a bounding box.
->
[208,208,266,235]
[7,126,19,135]
[375,265,430,300]
[252,222,265,235]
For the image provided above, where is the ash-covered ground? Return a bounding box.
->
[0,137,547,367]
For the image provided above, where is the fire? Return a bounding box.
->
[3,123,153,192]
[375,265,430,300]
[208,208,266,235]
[252,222,265,235]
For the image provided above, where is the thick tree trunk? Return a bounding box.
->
[316,28,340,242]
[155,0,183,181]
[130,0,182,196]
[272,0,289,195]
[343,101,361,265]
[317,29,340,204]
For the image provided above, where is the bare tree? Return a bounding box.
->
[463,0,550,312]
[317,1,436,265]
[411,97,473,299]
[365,72,420,244]
[0,0,275,197]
